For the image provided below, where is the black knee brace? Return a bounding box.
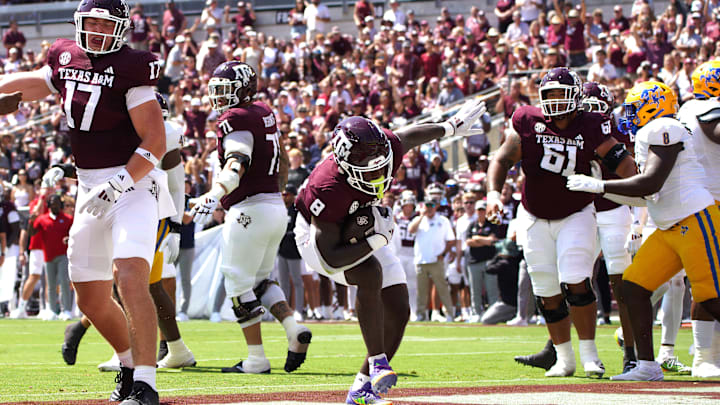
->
[561,278,596,307]
[253,279,279,300]
[230,296,265,324]
[535,296,569,323]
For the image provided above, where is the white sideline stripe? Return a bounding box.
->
[1,378,550,400]
[0,347,625,367]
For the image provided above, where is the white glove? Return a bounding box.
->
[163,233,180,264]
[42,167,64,189]
[79,169,133,218]
[590,160,602,180]
[486,190,504,225]
[442,99,487,137]
[566,174,605,194]
[371,206,394,244]
[189,193,220,225]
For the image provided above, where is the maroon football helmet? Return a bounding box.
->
[208,61,258,113]
[539,67,583,117]
[74,0,131,55]
[331,116,393,197]
[581,82,614,114]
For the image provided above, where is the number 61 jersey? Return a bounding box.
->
[512,105,612,220]
[46,38,160,169]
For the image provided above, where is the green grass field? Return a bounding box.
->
[0,319,697,403]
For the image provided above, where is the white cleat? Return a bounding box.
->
[506,316,529,326]
[584,360,605,378]
[39,309,58,321]
[692,362,720,378]
[209,312,222,323]
[545,360,576,377]
[158,349,196,369]
[611,362,664,381]
[98,353,121,372]
[58,311,73,321]
[9,307,27,319]
[176,312,189,322]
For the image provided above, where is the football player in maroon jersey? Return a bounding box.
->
[0,0,169,403]
[294,98,488,404]
[188,61,313,375]
[486,68,637,378]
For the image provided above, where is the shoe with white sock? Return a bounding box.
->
[545,360,575,377]
[507,316,528,326]
[176,312,189,322]
[431,310,445,322]
[293,311,304,322]
[98,353,121,372]
[9,307,27,319]
[39,309,58,321]
[583,360,605,378]
[209,312,222,323]
[157,348,196,369]
[611,361,664,381]
[285,324,312,372]
[221,357,271,374]
[58,310,73,321]
[692,362,720,377]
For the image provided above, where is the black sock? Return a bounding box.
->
[624,345,637,362]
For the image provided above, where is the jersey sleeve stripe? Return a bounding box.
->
[41,65,59,94]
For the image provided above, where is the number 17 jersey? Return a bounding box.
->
[512,105,611,220]
[46,38,160,169]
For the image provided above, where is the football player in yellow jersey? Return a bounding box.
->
[678,60,720,376]
[567,81,720,381]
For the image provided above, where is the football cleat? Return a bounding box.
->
[545,360,576,377]
[157,349,196,369]
[583,360,605,378]
[98,353,121,372]
[623,360,638,374]
[692,362,720,378]
[611,362,664,381]
[209,312,222,323]
[221,359,271,374]
[369,356,397,394]
[109,366,134,401]
[514,339,557,371]
[658,356,691,374]
[118,381,159,405]
[61,321,88,365]
[285,325,312,373]
[346,382,393,405]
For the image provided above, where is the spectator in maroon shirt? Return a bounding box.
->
[609,5,630,33]
[646,28,674,67]
[163,0,187,40]
[183,98,209,141]
[706,10,720,42]
[391,41,423,88]
[547,14,567,48]
[225,1,256,34]
[420,40,442,82]
[402,148,427,201]
[329,27,353,56]
[129,4,151,51]
[495,0,516,34]
[467,7,490,41]
[353,0,375,28]
[3,20,26,58]
[555,0,587,67]
[495,80,530,121]
[401,92,421,119]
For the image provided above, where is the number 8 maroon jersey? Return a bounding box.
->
[46,38,160,169]
[216,101,281,209]
[512,104,612,220]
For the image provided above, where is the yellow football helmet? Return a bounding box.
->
[692,60,720,99]
[618,81,678,136]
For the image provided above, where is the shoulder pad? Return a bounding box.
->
[697,107,720,124]
[642,118,687,146]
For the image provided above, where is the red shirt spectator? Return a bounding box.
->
[232,2,257,33]
[391,43,422,87]
[420,43,442,81]
[163,2,186,39]
[27,196,44,252]
[3,21,26,57]
[609,6,630,33]
[33,210,73,263]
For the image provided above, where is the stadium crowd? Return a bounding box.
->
[0,0,716,330]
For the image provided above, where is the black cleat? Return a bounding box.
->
[623,360,638,374]
[109,366,134,401]
[285,328,312,373]
[221,360,271,374]
[119,381,158,405]
[514,339,557,371]
[157,340,168,362]
[62,321,87,365]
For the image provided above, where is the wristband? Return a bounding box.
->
[135,147,160,166]
[367,234,387,251]
[440,122,455,137]
[113,168,135,192]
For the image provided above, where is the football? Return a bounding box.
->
[341,207,376,244]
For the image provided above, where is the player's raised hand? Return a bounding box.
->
[371,206,394,244]
[0,91,22,115]
[442,98,487,137]
[485,190,504,225]
[41,167,64,189]
[566,174,605,194]
[189,194,219,225]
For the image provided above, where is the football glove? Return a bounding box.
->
[625,222,643,256]
[163,233,180,264]
[371,206,394,244]
[441,99,487,137]
[486,190,504,225]
[41,167,64,189]
[566,174,605,194]
[79,169,133,218]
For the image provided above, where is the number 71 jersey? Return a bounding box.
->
[47,38,160,169]
[512,105,612,220]
[216,101,281,209]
